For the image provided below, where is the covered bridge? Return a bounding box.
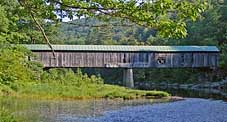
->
[25,44,219,88]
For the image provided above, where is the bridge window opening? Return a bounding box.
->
[157,57,166,64]
[139,53,149,63]
[128,54,131,63]
[181,54,185,65]
[123,54,127,63]
[191,54,194,63]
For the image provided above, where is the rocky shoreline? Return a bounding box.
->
[135,77,227,98]
[135,77,227,90]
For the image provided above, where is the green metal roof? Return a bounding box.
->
[23,44,219,52]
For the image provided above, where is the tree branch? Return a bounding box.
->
[62,22,135,27]
[18,0,56,58]
[53,0,117,11]
[30,11,56,59]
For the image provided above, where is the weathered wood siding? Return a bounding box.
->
[32,51,218,68]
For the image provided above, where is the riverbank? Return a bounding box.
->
[0,84,170,122]
[0,68,170,100]
[0,82,169,100]
[0,95,181,122]
[0,82,170,122]
[18,83,170,100]
[136,77,227,91]
[0,68,171,122]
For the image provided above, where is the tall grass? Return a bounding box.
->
[17,68,169,100]
[0,107,21,122]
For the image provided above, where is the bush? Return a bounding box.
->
[40,68,104,86]
[0,44,43,90]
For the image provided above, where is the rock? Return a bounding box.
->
[179,84,189,89]
[191,84,200,89]
[170,96,185,101]
[202,83,211,88]
[187,84,194,88]
[159,82,167,86]
[135,77,227,91]
[210,83,220,89]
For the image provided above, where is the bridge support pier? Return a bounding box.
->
[123,68,134,88]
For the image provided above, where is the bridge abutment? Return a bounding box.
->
[123,68,134,88]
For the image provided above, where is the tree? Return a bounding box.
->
[18,0,207,39]
[12,0,206,58]
[86,25,114,45]
[0,5,9,42]
[0,0,61,44]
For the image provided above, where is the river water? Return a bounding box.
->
[1,88,227,122]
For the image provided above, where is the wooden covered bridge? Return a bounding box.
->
[25,44,219,88]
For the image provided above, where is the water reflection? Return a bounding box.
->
[148,88,227,102]
[1,87,227,122]
[0,97,169,122]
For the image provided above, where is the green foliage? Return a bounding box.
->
[58,18,157,45]
[173,1,227,70]
[0,0,64,44]
[220,44,227,70]
[0,5,8,42]
[19,82,169,100]
[0,0,30,43]
[56,1,227,83]
[40,68,103,85]
[0,0,225,101]
[17,0,207,38]
[0,107,21,122]
[134,68,220,83]
[0,45,43,89]
[16,68,169,99]
[0,5,9,33]
[0,83,14,96]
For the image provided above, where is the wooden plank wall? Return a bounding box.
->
[33,52,218,68]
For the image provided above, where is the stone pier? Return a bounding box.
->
[123,68,134,88]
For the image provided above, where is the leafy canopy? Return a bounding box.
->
[19,0,207,38]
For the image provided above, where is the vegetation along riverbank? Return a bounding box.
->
[0,43,168,100]
[0,44,170,122]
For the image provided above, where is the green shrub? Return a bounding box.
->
[40,68,104,86]
[0,44,44,93]
[0,45,40,86]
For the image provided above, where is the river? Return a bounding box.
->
[1,88,227,122]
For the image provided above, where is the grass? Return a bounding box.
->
[0,83,15,96]
[0,83,169,122]
[0,107,22,122]
[0,69,170,121]
[14,82,169,100]
[0,68,170,100]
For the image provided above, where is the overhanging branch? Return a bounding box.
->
[30,12,56,59]
[18,0,56,59]
[53,0,117,11]
[62,22,135,27]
